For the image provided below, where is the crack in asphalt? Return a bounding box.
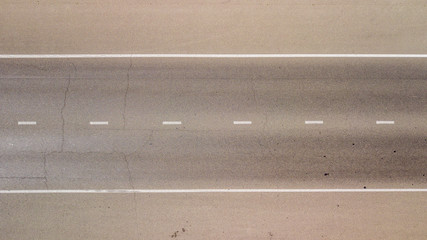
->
[123,152,139,238]
[43,153,49,189]
[123,58,132,130]
[60,76,70,152]
[123,153,134,189]
[251,80,257,104]
[60,64,75,152]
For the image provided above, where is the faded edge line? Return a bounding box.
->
[1,189,426,194]
[1,54,427,59]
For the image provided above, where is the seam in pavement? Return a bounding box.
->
[123,153,135,190]
[60,64,74,152]
[123,153,139,238]
[43,153,49,189]
[122,58,132,130]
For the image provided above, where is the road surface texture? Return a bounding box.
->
[1,1,427,240]
[1,57,426,239]
[1,0,427,54]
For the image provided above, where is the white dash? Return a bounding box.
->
[18,121,36,125]
[376,121,395,125]
[234,121,252,125]
[90,121,109,125]
[305,120,323,124]
[162,121,182,125]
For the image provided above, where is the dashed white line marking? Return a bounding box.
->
[376,121,395,125]
[0,189,426,194]
[233,121,252,125]
[162,121,182,125]
[90,121,109,125]
[18,121,36,125]
[1,54,427,59]
[305,120,323,124]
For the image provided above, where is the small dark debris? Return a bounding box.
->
[182,228,185,232]
[324,173,329,176]
[363,186,367,189]
[323,155,326,158]
[352,143,355,146]
[393,150,396,153]
[337,204,340,207]
[171,231,179,238]
[423,174,425,177]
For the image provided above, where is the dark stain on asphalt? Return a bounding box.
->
[171,228,186,238]
[171,231,179,238]
[324,173,329,176]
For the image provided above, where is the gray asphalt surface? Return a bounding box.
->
[0,58,426,239]
[1,0,427,239]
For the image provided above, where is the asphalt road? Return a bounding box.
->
[0,58,426,239]
[1,0,427,239]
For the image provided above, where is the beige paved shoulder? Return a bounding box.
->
[1,0,426,54]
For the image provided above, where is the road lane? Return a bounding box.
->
[0,58,426,185]
[0,58,426,239]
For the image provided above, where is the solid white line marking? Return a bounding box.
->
[1,54,427,59]
[90,121,108,125]
[376,121,395,125]
[234,121,252,125]
[162,121,182,125]
[18,121,36,125]
[305,120,323,124]
[0,189,426,194]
